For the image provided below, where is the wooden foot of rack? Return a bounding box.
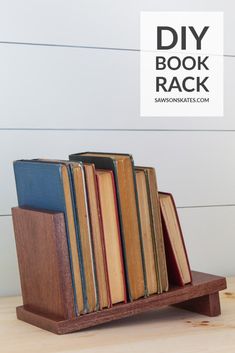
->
[174,292,221,317]
[16,271,226,334]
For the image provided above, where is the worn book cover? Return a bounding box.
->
[13,160,86,315]
[69,152,147,300]
[136,167,169,292]
[159,192,192,286]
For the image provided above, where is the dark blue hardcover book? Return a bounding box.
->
[13,160,87,315]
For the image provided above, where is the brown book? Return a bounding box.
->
[135,170,158,295]
[136,167,169,292]
[70,163,98,312]
[69,152,146,300]
[159,192,192,286]
[96,170,127,304]
[60,164,85,313]
[83,163,111,309]
[12,207,75,319]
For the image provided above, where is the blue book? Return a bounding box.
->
[13,160,87,315]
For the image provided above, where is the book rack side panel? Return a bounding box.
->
[12,207,76,320]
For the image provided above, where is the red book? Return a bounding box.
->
[96,170,127,304]
[159,192,192,286]
[83,163,112,309]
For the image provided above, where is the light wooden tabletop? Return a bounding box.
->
[0,278,234,353]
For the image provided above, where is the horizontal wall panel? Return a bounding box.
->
[1,205,233,296]
[178,206,235,277]
[0,1,234,55]
[0,217,20,296]
[1,130,235,215]
[0,44,234,130]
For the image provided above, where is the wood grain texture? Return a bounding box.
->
[16,271,226,334]
[174,292,221,317]
[12,207,75,320]
[0,279,234,353]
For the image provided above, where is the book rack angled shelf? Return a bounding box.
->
[12,207,227,335]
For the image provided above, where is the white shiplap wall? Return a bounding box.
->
[0,1,234,296]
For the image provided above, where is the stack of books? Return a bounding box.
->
[13,152,192,316]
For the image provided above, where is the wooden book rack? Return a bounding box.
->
[12,207,227,334]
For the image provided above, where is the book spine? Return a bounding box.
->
[169,193,192,283]
[143,170,161,293]
[67,165,88,313]
[110,170,128,303]
[92,173,112,308]
[131,158,148,297]
[81,166,100,311]
[112,160,132,301]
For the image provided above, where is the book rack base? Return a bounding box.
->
[16,271,226,334]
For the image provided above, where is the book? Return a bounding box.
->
[96,170,127,304]
[159,192,192,286]
[135,169,158,295]
[13,160,85,315]
[83,163,111,309]
[70,162,98,312]
[136,167,169,292]
[12,207,75,319]
[69,152,146,300]
[33,158,99,312]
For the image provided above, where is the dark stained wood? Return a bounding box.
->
[16,271,226,334]
[174,292,221,317]
[12,207,75,320]
[12,207,226,334]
